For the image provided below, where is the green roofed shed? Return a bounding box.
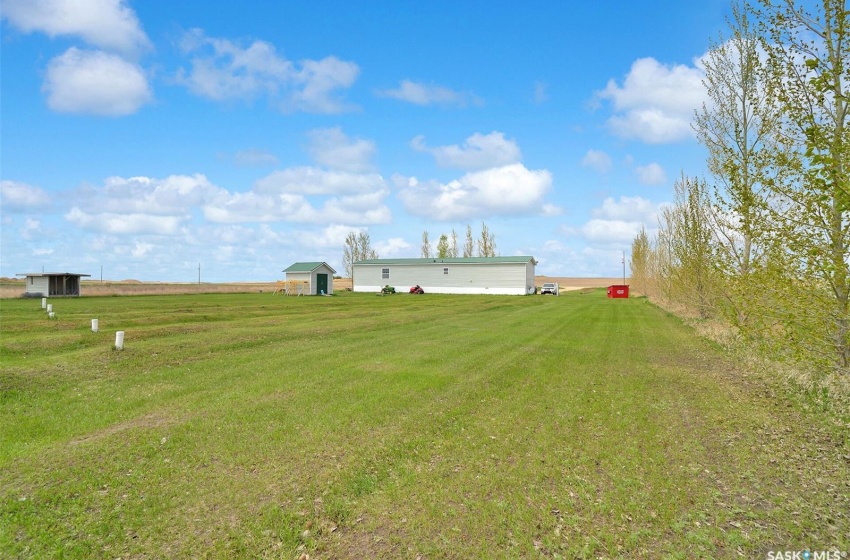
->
[282,262,336,295]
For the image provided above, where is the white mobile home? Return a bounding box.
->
[283,262,336,295]
[352,257,536,295]
[17,272,91,297]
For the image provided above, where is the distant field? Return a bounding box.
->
[0,279,283,298]
[1,290,847,558]
[537,277,624,292]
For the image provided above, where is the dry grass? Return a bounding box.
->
[649,294,850,426]
[0,278,355,298]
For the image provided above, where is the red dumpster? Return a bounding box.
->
[607,285,629,298]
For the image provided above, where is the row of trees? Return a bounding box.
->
[420,223,497,258]
[631,0,848,374]
[342,231,377,278]
[341,223,499,278]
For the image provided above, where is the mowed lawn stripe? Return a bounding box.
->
[1,291,847,558]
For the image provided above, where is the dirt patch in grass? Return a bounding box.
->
[67,412,178,447]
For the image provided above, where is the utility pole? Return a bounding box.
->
[622,250,626,285]
[198,263,201,284]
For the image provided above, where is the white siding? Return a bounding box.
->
[353,261,535,295]
[525,261,535,292]
[25,276,49,295]
[285,272,311,283]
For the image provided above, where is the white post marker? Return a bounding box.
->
[42,297,47,309]
[115,331,125,350]
[48,312,55,319]
[47,304,53,313]
[92,319,99,332]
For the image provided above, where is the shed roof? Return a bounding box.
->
[16,272,92,277]
[354,256,536,266]
[283,261,337,274]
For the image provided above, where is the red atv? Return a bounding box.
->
[409,285,425,294]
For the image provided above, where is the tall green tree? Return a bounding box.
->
[463,225,475,257]
[342,231,378,277]
[436,234,450,258]
[759,0,850,370]
[693,0,780,326]
[476,222,497,257]
[421,230,432,258]
[663,174,719,318]
[450,229,459,258]
[630,225,651,297]
[652,220,675,302]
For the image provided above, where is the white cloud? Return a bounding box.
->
[606,109,694,145]
[65,207,185,234]
[635,162,667,185]
[177,29,290,96]
[202,192,311,224]
[291,56,360,113]
[212,245,239,263]
[307,128,376,172]
[570,195,664,246]
[254,167,386,196]
[302,224,359,249]
[82,174,221,214]
[581,149,612,174]
[202,185,391,225]
[377,79,477,107]
[596,56,705,143]
[532,239,580,275]
[374,237,411,257]
[1,0,151,55]
[61,167,390,230]
[532,241,633,278]
[234,148,279,167]
[289,224,388,256]
[541,203,563,217]
[212,225,259,245]
[131,241,154,258]
[397,163,553,221]
[1,180,51,211]
[593,195,661,222]
[176,29,359,113]
[43,47,152,116]
[33,248,55,256]
[61,174,222,234]
[319,192,392,225]
[20,218,43,240]
[411,131,521,170]
[580,219,646,244]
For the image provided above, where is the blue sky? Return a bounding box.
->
[1,0,731,282]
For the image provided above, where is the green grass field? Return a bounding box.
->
[1,291,848,558]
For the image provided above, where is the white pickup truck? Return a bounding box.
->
[540,282,559,296]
